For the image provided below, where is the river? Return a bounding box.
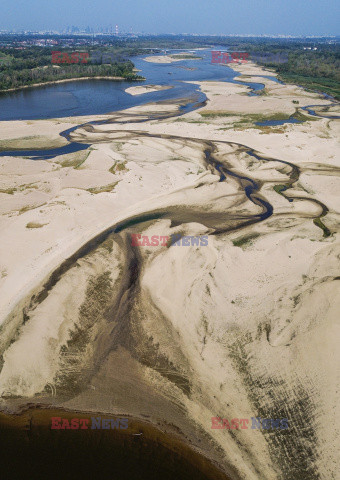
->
[0,48,266,121]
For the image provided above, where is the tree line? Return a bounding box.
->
[0,46,144,90]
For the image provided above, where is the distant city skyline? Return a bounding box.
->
[0,29,338,39]
[0,0,339,36]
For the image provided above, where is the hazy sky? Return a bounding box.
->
[1,0,339,35]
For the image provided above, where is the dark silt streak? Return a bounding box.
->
[247,150,329,219]
[0,126,329,480]
[0,103,333,324]
[0,129,274,358]
[204,144,273,232]
[9,125,332,320]
[0,94,207,160]
[300,102,340,119]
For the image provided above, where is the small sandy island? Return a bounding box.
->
[125,84,173,95]
[143,53,202,64]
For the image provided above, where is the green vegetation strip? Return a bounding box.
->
[313,217,331,238]
[232,233,260,248]
[170,54,202,59]
[278,74,340,101]
[273,184,288,196]
[201,112,293,122]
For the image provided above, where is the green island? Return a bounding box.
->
[0,45,146,91]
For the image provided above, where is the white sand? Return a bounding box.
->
[143,53,201,64]
[0,61,339,479]
[125,84,172,95]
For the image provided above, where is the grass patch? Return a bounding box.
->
[313,217,331,238]
[74,150,92,169]
[112,142,124,152]
[58,149,92,169]
[278,74,340,100]
[170,54,202,60]
[203,112,289,122]
[0,187,16,195]
[174,117,207,124]
[0,135,67,151]
[87,182,119,194]
[273,184,288,196]
[250,112,291,122]
[232,233,260,248]
[19,203,45,214]
[0,183,40,195]
[109,161,128,174]
[291,109,317,122]
[200,111,235,118]
[26,222,46,229]
[254,88,269,96]
[202,110,316,132]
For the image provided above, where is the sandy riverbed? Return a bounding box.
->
[0,64,339,480]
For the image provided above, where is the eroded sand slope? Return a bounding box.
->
[0,62,339,480]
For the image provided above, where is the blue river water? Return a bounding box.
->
[0,48,265,121]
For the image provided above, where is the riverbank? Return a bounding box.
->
[0,75,146,94]
[277,72,340,101]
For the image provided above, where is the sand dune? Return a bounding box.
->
[0,65,339,479]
